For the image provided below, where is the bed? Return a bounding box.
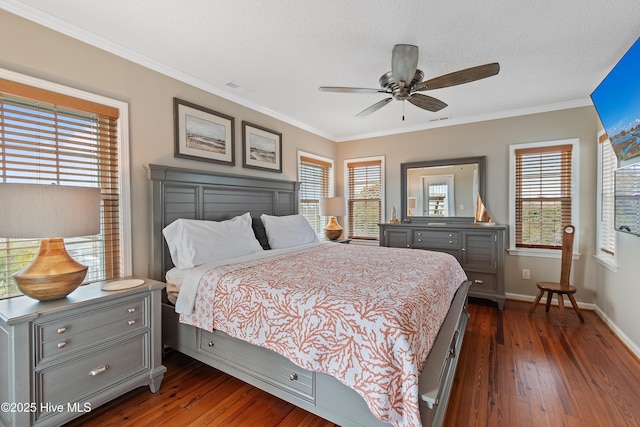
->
[147,164,471,427]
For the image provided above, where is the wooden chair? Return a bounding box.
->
[528,225,585,323]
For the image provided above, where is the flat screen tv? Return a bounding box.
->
[590,37,640,168]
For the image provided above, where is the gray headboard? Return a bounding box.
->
[146,164,300,281]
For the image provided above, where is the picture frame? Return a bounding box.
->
[174,98,235,165]
[242,121,282,173]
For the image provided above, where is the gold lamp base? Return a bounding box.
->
[13,238,88,301]
[324,216,343,240]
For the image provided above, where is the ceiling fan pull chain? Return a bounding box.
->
[402,100,405,121]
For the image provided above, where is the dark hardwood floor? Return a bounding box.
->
[66,300,640,426]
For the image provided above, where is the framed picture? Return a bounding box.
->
[174,98,235,165]
[242,121,282,173]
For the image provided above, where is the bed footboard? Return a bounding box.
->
[419,280,471,427]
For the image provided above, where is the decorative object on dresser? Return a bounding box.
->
[319,196,346,240]
[0,278,166,427]
[173,97,235,165]
[474,194,493,224]
[529,224,584,323]
[390,206,400,223]
[0,184,101,301]
[379,222,507,309]
[241,121,282,172]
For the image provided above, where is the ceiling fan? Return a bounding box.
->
[319,44,500,118]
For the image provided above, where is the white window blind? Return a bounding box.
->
[599,133,616,256]
[514,144,573,249]
[347,159,382,240]
[299,155,332,238]
[0,79,121,299]
[615,163,640,235]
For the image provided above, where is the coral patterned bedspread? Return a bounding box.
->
[178,243,467,427]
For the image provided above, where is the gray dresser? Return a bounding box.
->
[379,223,507,308]
[0,279,166,427]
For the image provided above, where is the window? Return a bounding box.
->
[509,139,578,255]
[345,157,384,240]
[597,130,616,266]
[0,71,130,299]
[298,152,333,238]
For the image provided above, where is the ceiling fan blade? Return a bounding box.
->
[392,44,419,86]
[414,62,500,91]
[356,98,393,117]
[319,86,387,94]
[407,93,448,112]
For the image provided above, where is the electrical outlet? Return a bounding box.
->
[522,269,531,280]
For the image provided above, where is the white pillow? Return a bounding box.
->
[260,214,319,249]
[162,213,263,269]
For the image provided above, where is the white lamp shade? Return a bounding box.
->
[0,184,101,238]
[319,196,346,217]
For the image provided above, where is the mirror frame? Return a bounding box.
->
[400,156,486,224]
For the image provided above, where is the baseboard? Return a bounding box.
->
[593,306,640,361]
[505,292,640,360]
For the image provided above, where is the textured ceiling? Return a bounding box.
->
[2,0,639,141]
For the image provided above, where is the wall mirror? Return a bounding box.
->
[400,156,486,224]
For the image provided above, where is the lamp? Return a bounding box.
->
[319,196,346,240]
[407,197,417,216]
[0,184,101,301]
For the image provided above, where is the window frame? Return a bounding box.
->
[344,155,385,241]
[596,130,617,270]
[297,151,334,239]
[0,68,132,297]
[508,138,579,258]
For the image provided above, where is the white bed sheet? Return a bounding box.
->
[169,241,328,314]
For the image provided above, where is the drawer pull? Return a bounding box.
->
[57,342,66,349]
[208,341,215,347]
[449,240,453,244]
[449,234,453,237]
[127,320,136,326]
[289,373,298,381]
[417,232,422,236]
[127,308,136,313]
[57,327,66,334]
[89,365,109,376]
[474,279,484,284]
[450,331,460,357]
[417,238,422,242]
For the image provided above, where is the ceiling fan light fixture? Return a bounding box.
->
[391,44,419,84]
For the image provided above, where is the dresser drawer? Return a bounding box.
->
[466,272,498,293]
[35,295,148,366]
[199,329,314,403]
[34,333,149,422]
[412,229,460,249]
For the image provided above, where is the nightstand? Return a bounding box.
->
[0,278,166,427]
